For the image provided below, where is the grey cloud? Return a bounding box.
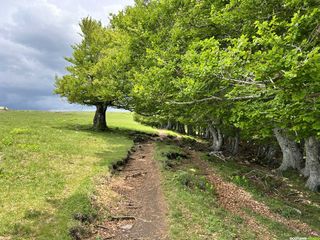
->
[0,0,134,110]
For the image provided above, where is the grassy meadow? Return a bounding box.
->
[0,111,154,239]
[1,111,319,240]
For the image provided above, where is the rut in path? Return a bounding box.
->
[92,140,169,240]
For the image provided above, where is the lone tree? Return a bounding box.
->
[55,17,131,131]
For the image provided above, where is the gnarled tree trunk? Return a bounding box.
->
[303,136,320,191]
[93,103,108,131]
[273,128,302,171]
[208,125,223,151]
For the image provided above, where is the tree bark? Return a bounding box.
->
[187,125,194,136]
[208,125,223,151]
[303,136,320,191]
[273,128,302,171]
[177,123,186,134]
[171,121,177,131]
[231,131,240,155]
[205,128,210,139]
[166,120,172,130]
[93,103,108,131]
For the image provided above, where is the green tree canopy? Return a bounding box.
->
[55,17,131,130]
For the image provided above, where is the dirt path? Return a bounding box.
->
[92,140,169,240]
[186,149,319,239]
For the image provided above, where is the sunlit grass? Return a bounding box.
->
[0,111,154,239]
[154,142,257,240]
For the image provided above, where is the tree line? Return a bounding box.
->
[55,0,320,191]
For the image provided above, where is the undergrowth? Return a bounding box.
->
[204,153,320,235]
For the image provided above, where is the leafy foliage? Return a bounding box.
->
[56,0,320,189]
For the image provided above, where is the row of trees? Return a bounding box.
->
[55,0,320,191]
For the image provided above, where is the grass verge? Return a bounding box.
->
[154,141,258,240]
[203,153,320,237]
[0,111,154,239]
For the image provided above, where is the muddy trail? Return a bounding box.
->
[87,134,319,240]
[90,138,169,240]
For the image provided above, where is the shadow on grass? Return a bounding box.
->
[52,122,155,138]
[8,124,153,239]
[11,189,96,239]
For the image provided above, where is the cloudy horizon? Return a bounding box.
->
[0,0,134,111]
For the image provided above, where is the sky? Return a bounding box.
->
[0,0,134,111]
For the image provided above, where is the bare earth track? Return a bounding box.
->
[89,134,319,240]
[91,140,169,240]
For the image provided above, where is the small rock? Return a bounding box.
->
[120,224,133,230]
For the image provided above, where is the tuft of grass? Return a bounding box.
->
[174,170,215,193]
[230,175,249,187]
[0,111,154,239]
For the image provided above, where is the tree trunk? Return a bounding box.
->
[209,125,223,151]
[93,103,108,131]
[187,125,194,136]
[273,128,302,171]
[166,120,172,130]
[231,131,240,155]
[205,128,210,139]
[177,123,186,134]
[172,121,177,131]
[303,136,320,191]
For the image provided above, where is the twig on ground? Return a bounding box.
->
[136,217,152,223]
[209,151,227,162]
[110,215,136,221]
[243,170,257,176]
[96,225,108,230]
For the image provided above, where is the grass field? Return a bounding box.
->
[0,111,154,240]
[1,111,319,240]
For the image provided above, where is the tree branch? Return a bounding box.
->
[168,94,274,105]
[215,73,266,87]
[169,95,223,105]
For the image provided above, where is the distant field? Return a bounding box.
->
[0,111,154,239]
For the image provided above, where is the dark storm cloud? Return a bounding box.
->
[0,0,134,110]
